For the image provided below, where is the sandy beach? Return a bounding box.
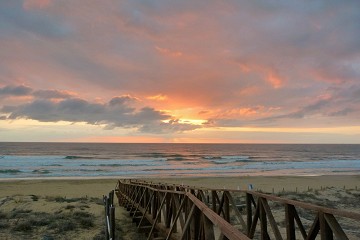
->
[2,175,360,198]
[1,175,360,239]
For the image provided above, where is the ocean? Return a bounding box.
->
[0,143,360,179]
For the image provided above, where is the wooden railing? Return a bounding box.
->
[115,179,360,240]
[103,190,116,240]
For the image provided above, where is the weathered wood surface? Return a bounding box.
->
[115,179,359,240]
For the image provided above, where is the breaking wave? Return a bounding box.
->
[204,155,251,164]
[0,169,22,174]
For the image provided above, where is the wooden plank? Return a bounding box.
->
[249,198,260,239]
[293,205,308,239]
[192,205,201,239]
[259,198,269,240]
[217,192,225,217]
[132,187,147,217]
[324,213,349,240]
[212,190,217,212]
[285,204,295,240]
[172,194,185,229]
[261,198,283,240]
[139,190,155,227]
[224,191,230,223]
[186,192,250,240]
[129,186,141,213]
[199,190,209,207]
[204,212,215,240]
[306,213,320,240]
[181,203,196,240]
[225,191,246,230]
[148,192,168,240]
[320,212,333,240]
[165,195,187,240]
[110,206,115,239]
[246,193,252,236]
[246,191,360,221]
[165,192,172,228]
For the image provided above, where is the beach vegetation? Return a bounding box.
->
[41,234,55,240]
[80,204,90,210]
[12,220,33,232]
[0,221,9,229]
[10,208,32,218]
[51,219,77,232]
[65,204,75,210]
[0,211,7,218]
[90,197,104,205]
[46,196,89,203]
[78,216,95,229]
[92,229,106,240]
[29,213,53,226]
[30,194,39,201]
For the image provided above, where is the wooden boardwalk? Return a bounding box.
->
[115,179,360,240]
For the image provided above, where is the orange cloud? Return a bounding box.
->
[147,94,168,101]
[23,0,51,10]
[66,135,171,143]
[155,46,183,57]
[266,71,283,89]
[238,62,285,88]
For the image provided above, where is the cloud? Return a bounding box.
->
[23,0,51,10]
[109,95,139,106]
[147,94,168,101]
[0,92,202,133]
[328,108,354,117]
[33,89,75,99]
[0,85,32,96]
[0,0,72,39]
[312,62,359,84]
[155,46,183,57]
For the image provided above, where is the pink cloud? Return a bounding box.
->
[237,61,285,88]
[155,46,183,57]
[23,0,51,10]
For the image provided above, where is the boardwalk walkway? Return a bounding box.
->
[115,179,360,240]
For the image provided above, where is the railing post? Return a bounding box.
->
[212,190,217,212]
[285,204,295,240]
[110,206,115,239]
[103,195,109,240]
[259,198,269,240]
[320,212,333,240]
[246,193,252,236]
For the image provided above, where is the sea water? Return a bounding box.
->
[0,143,360,179]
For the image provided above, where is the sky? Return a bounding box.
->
[0,0,360,143]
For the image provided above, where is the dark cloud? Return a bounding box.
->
[0,0,72,39]
[109,95,138,106]
[328,108,354,117]
[1,95,202,133]
[33,89,74,99]
[257,98,331,123]
[0,85,32,96]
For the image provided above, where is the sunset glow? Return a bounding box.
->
[1,1,360,143]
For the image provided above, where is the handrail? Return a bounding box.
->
[115,179,360,239]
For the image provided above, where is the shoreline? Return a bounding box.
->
[1,174,360,198]
[1,171,359,181]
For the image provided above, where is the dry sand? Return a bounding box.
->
[149,174,360,193]
[1,175,360,199]
[1,175,360,239]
